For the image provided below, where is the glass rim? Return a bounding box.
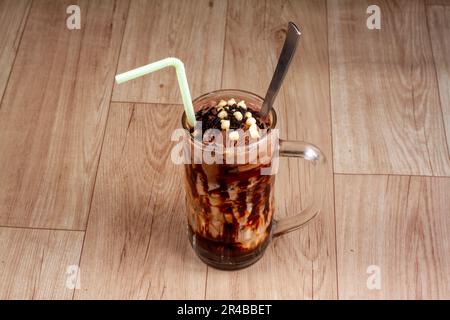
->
[180,89,278,151]
[193,88,265,104]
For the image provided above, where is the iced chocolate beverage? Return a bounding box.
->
[182,90,277,269]
[181,89,326,270]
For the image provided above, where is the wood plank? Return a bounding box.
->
[0,0,30,101]
[112,0,227,104]
[206,0,336,299]
[427,5,450,155]
[335,174,450,299]
[0,227,84,299]
[329,0,450,176]
[0,0,129,229]
[76,103,206,299]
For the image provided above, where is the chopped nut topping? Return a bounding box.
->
[233,111,243,121]
[246,117,256,126]
[192,97,270,142]
[229,131,239,141]
[218,110,228,119]
[227,98,236,106]
[237,100,247,109]
[217,100,227,108]
[221,119,230,130]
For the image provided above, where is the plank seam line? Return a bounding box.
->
[410,2,433,175]
[111,100,184,107]
[0,0,33,110]
[334,172,450,178]
[219,0,229,89]
[0,225,84,233]
[326,0,340,300]
[424,3,450,159]
[72,0,132,300]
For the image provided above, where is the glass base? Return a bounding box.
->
[188,227,271,270]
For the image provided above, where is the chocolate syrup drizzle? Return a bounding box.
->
[185,161,275,261]
[185,99,275,265]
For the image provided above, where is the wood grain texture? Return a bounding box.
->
[0,0,30,101]
[206,0,337,299]
[0,227,84,300]
[0,0,129,229]
[329,0,450,176]
[76,103,206,300]
[0,0,448,301]
[112,0,227,104]
[426,0,450,5]
[427,5,450,155]
[335,175,450,299]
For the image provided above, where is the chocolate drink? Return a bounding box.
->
[183,95,276,269]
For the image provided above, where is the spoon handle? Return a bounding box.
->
[260,22,301,118]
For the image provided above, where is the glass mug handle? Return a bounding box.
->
[273,139,327,237]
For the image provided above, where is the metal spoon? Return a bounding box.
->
[260,22,301,119]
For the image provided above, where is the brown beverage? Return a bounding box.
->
[182,90,277,269]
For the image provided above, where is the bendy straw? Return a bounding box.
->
[115,57,196,127]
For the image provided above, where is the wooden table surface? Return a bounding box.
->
[0,0,449,300]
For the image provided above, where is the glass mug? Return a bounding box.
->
[181,89,326,270]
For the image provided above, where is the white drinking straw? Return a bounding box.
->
[115,57,196,127]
